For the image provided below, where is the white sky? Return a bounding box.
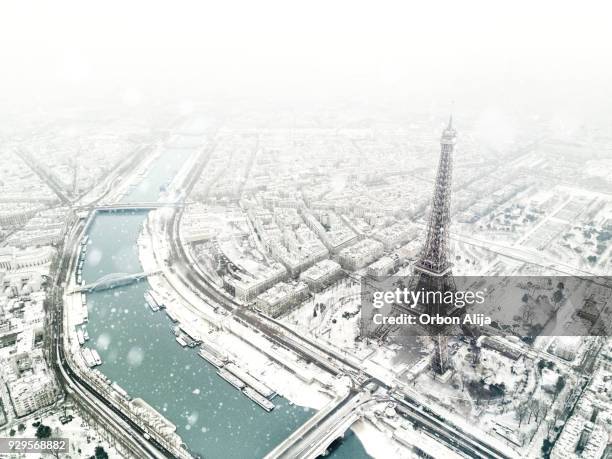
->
[1,1,611,117]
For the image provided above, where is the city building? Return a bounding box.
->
[551,417,607,459]
[8,373,56,417]
[248,206,329,276]
[302,210,359,253]
[367,255,397,277]
[0,246,56,271]
[338,238,384,270]
[255,282,309,317]
[371,223,415,250]
[299,259,342,292]
[223,263,287,302]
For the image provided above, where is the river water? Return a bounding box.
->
[81,147,370,458]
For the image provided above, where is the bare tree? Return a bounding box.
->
[528,399,539,424]
[516,401,529,427]
[522,301,536,325]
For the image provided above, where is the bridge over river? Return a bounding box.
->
[265,390,375,459]
[69,270,161,294]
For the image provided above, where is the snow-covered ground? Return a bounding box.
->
[0,404,121,459]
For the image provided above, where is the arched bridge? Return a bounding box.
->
[70,270,161,293]
[94,202,184,211]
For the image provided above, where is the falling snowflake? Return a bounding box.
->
[126,346,145,366]
[96,333,111,351]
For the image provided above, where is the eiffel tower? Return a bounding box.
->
[374,116,458,375]
[414,115,458,374]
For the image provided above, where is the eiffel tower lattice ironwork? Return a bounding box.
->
[376,115,458,375]
[413,115,458,374]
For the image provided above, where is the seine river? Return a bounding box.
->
[81,147,369,458]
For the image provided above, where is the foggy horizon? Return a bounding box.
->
[1,1,611,123]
